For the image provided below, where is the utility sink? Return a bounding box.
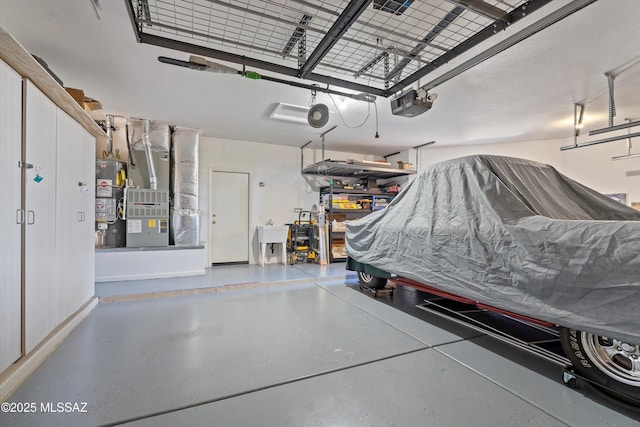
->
[256,225,289,267]
[257,225,289,244]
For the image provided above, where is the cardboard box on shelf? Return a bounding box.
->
[65,87,84,107]
[397,161,413,170]
[84,97,102,111]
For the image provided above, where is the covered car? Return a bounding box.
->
[345,155,640,403]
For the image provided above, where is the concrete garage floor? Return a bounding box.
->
[2,265,639,426]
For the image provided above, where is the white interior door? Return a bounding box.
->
[209,170,249,264]
[0,60,23,371]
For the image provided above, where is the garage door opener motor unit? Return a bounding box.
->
[391,89,437,117]
[126,189,169,247]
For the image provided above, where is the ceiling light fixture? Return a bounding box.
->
[573,103,585,146]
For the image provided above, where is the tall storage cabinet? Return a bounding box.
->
[56,110,95,321]
[0,26,103,379]
[0,59,23,372]
[23,83,97,353]
[24,81,59,352]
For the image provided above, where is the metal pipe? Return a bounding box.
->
[141,32,389,97]
[142,119,158,190]
[106,114,114,155]
[560,131,640,151]
[589,119,640,136]
[122,186,128,220]
[612,152,640,161]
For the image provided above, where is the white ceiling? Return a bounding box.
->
[2,0,640,156]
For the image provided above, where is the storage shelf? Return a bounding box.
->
[303,160,416,179]
[330,208,367,213]
[320,187,398,196]
[321,180,402,263]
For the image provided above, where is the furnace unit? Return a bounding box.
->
[126,189,169,247]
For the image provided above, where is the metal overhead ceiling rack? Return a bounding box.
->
[126,0,595,97]
[302,159,416,178]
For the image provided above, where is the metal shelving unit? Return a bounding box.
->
[320,185,398,262]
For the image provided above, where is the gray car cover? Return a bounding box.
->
[346,155,640,343]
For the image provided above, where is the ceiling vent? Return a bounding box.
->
[268,103,311,125]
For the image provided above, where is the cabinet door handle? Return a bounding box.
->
[16,209,24,224]
[81,212,85,222]
[78,212,83,222]
[27,210,35,225]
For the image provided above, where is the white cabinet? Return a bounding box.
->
[0,30,101,377]
[22,83,97,354]
[0,59,22,372]
[56,110,95,320]
[24,81,58,353]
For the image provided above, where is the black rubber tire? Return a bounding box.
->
[357,271,387,290]
[559,327,640,406]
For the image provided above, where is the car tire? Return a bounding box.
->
[357,271,387,290]
[559,327,640,405]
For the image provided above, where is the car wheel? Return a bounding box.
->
[357,271,387,290]
[559,327,640,405]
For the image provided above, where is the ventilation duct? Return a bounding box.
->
[142,119,158,190]
[170,127,200,246]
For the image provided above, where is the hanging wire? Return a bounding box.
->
[327,94,371,129]
[373,101,379,138]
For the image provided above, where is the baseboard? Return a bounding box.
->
[0,298,98,402]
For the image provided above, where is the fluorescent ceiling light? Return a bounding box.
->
[268,103,310,124]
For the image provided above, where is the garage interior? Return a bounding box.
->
[1,0,640,425]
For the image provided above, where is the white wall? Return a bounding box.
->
[559,139,640,205]
[407,135,640,207]
[199,132,640,265]
[199,137,373,265]
[416,138,564,170]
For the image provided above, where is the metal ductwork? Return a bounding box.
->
[170,127,200,246]
[142,119,158,190]
[106,114,114,155]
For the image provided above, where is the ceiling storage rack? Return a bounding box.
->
[124,0,591,96]
[300,130,417,179]
[302,159,416,179]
